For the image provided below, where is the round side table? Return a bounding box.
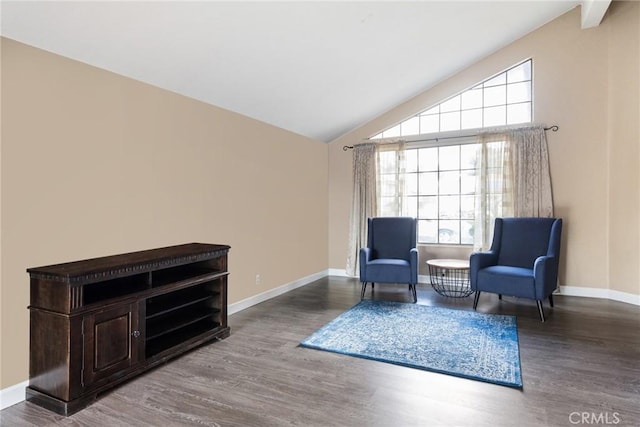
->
[426,258,472,298]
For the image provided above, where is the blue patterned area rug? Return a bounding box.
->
[300,300,522,388]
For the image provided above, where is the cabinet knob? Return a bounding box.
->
[132,330,141,338]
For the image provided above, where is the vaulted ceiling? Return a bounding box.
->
[1,1,609,142]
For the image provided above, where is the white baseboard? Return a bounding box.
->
[0,380,27,411]
[423,278,639,306]
[328,268,351,277]
[559,286,640,306]
[328,269,640,307]
[228,269,329,315]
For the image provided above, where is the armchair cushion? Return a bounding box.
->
[368,217,417,260]
[366,259,412,284]
[496,218,556,268]
[477,266,536,299]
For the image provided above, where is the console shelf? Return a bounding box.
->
[145,319,219,359]
[147,294,216,320]
[152,265,222,288]
[26,243,230,416]
[146,306,217,340]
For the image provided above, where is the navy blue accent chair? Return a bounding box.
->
[470,217,562,321]
[360,217,419,303]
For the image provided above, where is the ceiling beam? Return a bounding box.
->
[581,0,612,29]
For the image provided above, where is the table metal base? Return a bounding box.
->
[427,259,472,298]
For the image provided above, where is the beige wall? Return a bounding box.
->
[0,38,328,388]
[607,2,640,294]
[330,2,640,297]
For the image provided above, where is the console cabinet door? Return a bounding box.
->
[82,302,141,387]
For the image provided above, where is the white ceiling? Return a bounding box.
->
[1,1,593,142]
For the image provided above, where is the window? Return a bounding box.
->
[374,60,533,245]
[371,60,532,139]
[378,143,479,244]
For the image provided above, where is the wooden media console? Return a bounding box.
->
[26,243,230,415]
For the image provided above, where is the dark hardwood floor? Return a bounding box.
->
[2,276,639,426]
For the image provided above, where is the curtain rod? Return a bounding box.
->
[342,125,559,151]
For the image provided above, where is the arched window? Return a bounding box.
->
[372,59,532,139]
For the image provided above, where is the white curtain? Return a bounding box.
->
[474,134,514,250]
[346,143,377,276]
[510,126,554,217]
[376,141,407,217]
[474,125,554,250]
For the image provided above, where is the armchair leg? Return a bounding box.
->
[360,282,367,299]
[498,294,502,300]
[473,291,481,310]
[549,294,554,307]
[410,284,417,303]
[536,300,546,322]
[372,283,375,289]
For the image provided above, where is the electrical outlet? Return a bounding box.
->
[255,274,261,285]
